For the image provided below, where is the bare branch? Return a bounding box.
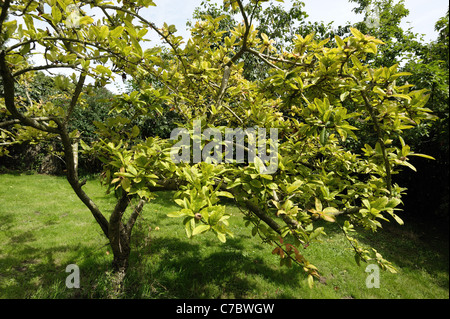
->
[345,73,392,194]
[0,0,11,35]
[0,117,57,128]
[12,63,80,78]
[244,199,283,234]
[216,65,232,105]
[126,199,146,237]
[0,52,61,134]
[245,48,282,71]
[65,73,86,124]
[59,123,110,237]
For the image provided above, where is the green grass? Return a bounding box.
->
[0,173,448,299]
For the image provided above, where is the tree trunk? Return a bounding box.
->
[111,242,130,273]
[110,246,129,296]
[109,194,131,272]
[72,139,79,173]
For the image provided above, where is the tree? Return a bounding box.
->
[346,1,449,220]
[0,0,167,279]
[398,9,449,220]
[1,0,434,288]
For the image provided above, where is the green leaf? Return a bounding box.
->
[391,213,404,225]
[350,55,363,70]
[391,94,411,101]
[192,224,210,236]
[95,65,112,76]
[340,91,350,102]
[174,198,186,207]
[350,27,365,39]
[314,198,322,211]
[408,153,435,160]
[367,42,377,55]
[127,164,137,176]
[79,16,94,25]
[266,182,278,190]
[307,274,314,289]
[251,226,258,237]
[124,19,138,37]
[354,253,361,266]
[362,199,371,209]
[184,217,195,238]
[254,156,265,174]
[131,36,143,58]
[319,127,328,146]
[79,139,91,151]
[167,208,194,218]
[110,26,125,38]
[208,206,226,225]
[131,125,140,138]
[216,191,234,198]
[250,179,262,189]
[121,177,131,192]
[216,232,226,243]
[287,180,303,193]
[98,25,109,41]
[51,6,62,23]
[320,212,336,223]
[323,207,339,215]
[373,86,386,96]
[335,35,345,48]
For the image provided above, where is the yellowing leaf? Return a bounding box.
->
[121,177,131,192]
[192,224,210,236]
[217,191,234,198]
[320,213,336,223]
[373,86,386,96]
[314,198,322,212]
[110,26,125,38]
[79,16,94,25]
[51,6,62,22]
[350,27,365,40]
[131,36,143,58]
[391,94,411,101]
[335,35,345,48]
[98,25,109,41]
[216,232,226,243]
[323,207,339,215]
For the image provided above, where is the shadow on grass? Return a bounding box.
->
[357,219,449,290]
[1,224,303,299]
[317,216,449,291]
[123,234,305,299]
[0,241,113,298]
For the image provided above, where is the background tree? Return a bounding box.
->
[347,1,449,221]
[398,9,449,220]
[0,0,170,281]
[1,72,113,174]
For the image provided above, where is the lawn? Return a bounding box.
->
[0,173,448,299]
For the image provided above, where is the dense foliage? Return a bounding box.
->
[0,0,445,288]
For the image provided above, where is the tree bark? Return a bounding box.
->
[108,194,135,274]
[59,121,111,238]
